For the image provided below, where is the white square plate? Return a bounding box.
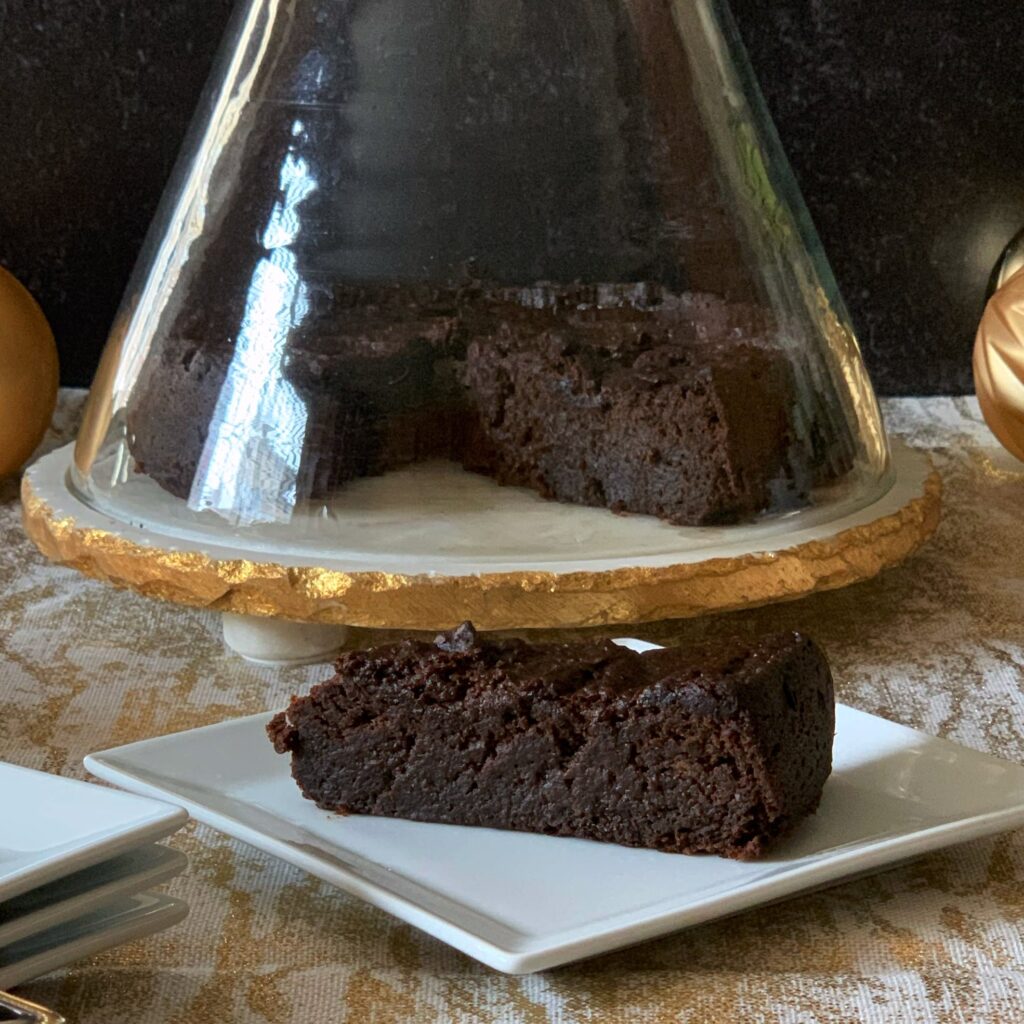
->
[0,764,187,904]
[0,892,188,991]
[0,844,187,948]
[85,641,1024,974]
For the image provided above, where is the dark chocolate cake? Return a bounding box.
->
[268,623,835,859]
[127,282,834,524]
[461,294,806,525]
[124,0,855,524]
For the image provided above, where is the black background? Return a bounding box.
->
[2,0,1022,394]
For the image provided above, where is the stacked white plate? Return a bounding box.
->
[0,764,188,993]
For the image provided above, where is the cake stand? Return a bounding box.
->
[22,441,940,664]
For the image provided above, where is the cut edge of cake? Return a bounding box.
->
[268,623,835,860]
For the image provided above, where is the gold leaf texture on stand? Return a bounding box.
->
[21,456,940,631]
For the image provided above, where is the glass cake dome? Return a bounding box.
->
[72,0,891,559]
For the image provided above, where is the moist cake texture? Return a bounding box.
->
[120,0,860,525]
[127,284,833,524]
[268,622,835,859]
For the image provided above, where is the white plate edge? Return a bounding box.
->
[0,799,188,907]
[0,893,188,990]
[512,802,1024,972]
[0,846,188,949]
[84,734,1024,974]
[84,751,519,969]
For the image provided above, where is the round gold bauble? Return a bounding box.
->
[0,267,59,478]
[975,266,1024,462]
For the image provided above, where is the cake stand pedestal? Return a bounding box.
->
[220,614,350,665]
[23,442,940,664]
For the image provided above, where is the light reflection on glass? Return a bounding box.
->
[188,125,316,525]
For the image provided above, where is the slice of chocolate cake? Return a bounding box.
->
[268,623,834,859]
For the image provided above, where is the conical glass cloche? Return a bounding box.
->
[73,0,891,554]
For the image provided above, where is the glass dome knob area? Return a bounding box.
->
[72,0,890,558]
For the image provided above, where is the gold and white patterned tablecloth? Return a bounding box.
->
[3,392,1023,1023]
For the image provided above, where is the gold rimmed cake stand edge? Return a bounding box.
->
[22,443,940,636]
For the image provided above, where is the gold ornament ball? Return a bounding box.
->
[0,267,59,478]
[974,266,1024,462]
